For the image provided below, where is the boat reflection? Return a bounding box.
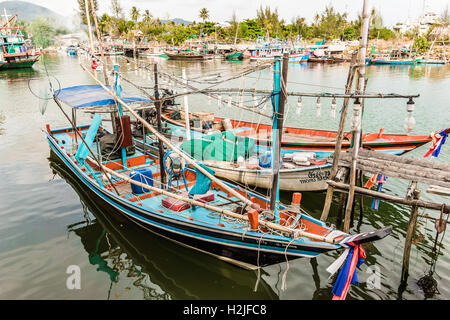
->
[49,151,278,300]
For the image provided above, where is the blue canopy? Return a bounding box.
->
[54,85,151,109]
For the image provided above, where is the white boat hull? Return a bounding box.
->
[203,162,332,191]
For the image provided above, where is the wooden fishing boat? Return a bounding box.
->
[43,80,391,269]
[136,132,332,192]
[0,12,41,70]
[164,50,210,61]
[161,109,432,156]
[225,51,244,60]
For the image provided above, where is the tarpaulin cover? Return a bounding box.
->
[54,85,151,109]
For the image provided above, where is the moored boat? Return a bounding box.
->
[42,75,391,269]
[0,12,41,70]
[161,109,433,156]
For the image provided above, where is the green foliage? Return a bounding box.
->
[413,36,431,53]
[91,4,400,45]
[29,17,54,48]
[370,27,395,40]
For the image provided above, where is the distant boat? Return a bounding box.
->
[225,51,244,60]
[0,12,41,70]
[418,58,447,64]
[164,50,211,61]
[66,46,77,56]
[367,57,418,65]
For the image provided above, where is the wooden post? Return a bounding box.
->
[401,188,421,283]
[320,51,358,222]
[270,53,289,222]
[343,0,370,233]
[89,0,109,85]
[154,63,166,186]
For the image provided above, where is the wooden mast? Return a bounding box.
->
[84,0,95,56]
[89,0,110,86]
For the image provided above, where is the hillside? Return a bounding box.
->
[0,0,65,24]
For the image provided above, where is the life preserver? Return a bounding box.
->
[92,60,98,70]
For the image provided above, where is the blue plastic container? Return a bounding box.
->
[130,168,154,194]
[259,153,272,168]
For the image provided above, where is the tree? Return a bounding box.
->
[110,0,123,20]
[199,8,209,22]
[130,6,140,24]
[29,18,54,48]
[77,0,98,25]
[142,9,152,23]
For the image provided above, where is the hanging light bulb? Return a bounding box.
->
[296,96,302,115]
[228,92,232,108]
[330,97,337,119]
[403,98,416,134]
[351,99,362,131]
[316,97,321,117]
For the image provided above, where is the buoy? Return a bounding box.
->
[248,209,259,231]
[292,192,302,205]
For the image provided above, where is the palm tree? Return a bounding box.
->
[130,6,140,24]
[142,9,152,23]
[199,8,209,22]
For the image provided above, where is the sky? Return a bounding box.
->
[19,0,450,26]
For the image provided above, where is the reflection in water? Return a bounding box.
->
[49,151,278,300]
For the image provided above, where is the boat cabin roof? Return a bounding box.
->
[55,85,151,109]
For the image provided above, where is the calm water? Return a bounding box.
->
[0,53,449,300]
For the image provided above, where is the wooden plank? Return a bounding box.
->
[339,160,450,189]
[427,185,450,197]
[358,149,450,172]
[327,180,450,213]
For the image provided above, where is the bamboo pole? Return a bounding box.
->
[320,51,358,221]
[343,0,370,233]
[80,63,260,211]
[93,158,337,244]
[84,0,95,55]
[89,0,110,86]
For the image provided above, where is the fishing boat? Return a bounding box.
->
[137,130,333,192]
[0,12,41,70]
[66,45,78,56]
[249,39,310,62]
[139,46,164,57]
[418,58,447,64]
[164,48,211,61]
[161,109,433,156]
[225,50,244,60]
[42,60,391,269]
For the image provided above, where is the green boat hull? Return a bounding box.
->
[0,59,38,70]
[226,51,244,60]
